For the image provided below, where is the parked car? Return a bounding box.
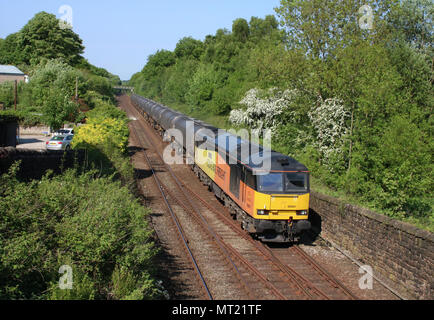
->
[46,135,74,151]
[54,129,74,136]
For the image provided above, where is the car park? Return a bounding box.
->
[46,135,74,151]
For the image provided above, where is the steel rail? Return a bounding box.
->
[130,123,213,300]
[290,245,358,300]
[177,180,331,300]
[159,182,286,300]
[132,114,283,300]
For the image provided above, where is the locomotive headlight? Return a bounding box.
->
[257,210,269,216]
[297,210,308,216]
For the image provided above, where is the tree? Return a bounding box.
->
[375,115,432,216]
[42,89,79,130]
[389,0,434,51]
[163,59,199,103]
[327,42,404,174]
[232,18,250,43]
[185,63,221,108]
[0,33,24,65]
[249,15,280,42]
[0,82,15,108]
[275,0,398,59]
[24,59,85,108]
[142,50,176,79]
[174,37,204,60]
[18,12,84,66]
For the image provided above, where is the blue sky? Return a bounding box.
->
[0,0,282,80]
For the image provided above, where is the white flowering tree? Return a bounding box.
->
[308,98,350,169]
[230,88,350,171]
[229,88,298,131]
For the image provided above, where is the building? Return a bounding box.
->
[0,65,28,84]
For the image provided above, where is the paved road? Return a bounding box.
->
[17,135,51,150]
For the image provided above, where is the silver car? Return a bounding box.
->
[54,129,75,136]
[46,135,74,151]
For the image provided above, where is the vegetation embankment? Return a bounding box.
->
[0,11,121,129]
[0,12,162,300]
[129,0,433,232]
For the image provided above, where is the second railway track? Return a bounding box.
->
[124,96,359,300]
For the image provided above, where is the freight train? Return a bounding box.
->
[131,94,311,243]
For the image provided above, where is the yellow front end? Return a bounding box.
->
[252,192,310,221]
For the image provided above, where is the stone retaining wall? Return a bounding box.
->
[310,191,433,300]
[0,147,85,181]
[18,125,51,136]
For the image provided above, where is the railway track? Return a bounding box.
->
[130,116,283,300]
[125,96,359,300]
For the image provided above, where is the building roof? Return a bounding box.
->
[0,65,25,75]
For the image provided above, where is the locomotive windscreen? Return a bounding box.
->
[257,172,309,193]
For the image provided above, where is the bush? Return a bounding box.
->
[185,64,221,108]
[0,164,158,300]
[0,82,14,108]
[75,117,128,148]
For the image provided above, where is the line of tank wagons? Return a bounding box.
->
[131,94,312,243]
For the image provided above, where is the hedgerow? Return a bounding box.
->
[0,164,159,300]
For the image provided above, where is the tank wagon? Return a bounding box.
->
[131,94,311,243]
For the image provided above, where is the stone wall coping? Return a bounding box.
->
[0,147,85,160]
[311,191,434,243]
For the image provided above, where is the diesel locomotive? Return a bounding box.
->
[131,94,311,243]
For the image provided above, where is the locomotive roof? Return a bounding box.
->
[196,125,308,173]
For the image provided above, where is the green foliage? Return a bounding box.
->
[0,82,15,108]
[0,12,159,300]
[162,58,199,104]
[0,33,25,65]
[232,18,250,43]
[0,57,117,128]
[0,110,23,125]
[0,96,159,301]
[389,0,433,51]
[275,0,398,58]
[249,15,281,43]
[72,98,133,185]
[129,2,433,229]
[0,165,158,300]
[24,60,83,106]
[42,89,78,130]
[19,12,84,66]
[372,116,432,216]
[185,63,221,108]
[174,37,204,59]
[130,15,281,115]
[0,11,118,128]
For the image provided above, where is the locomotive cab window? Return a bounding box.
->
[257,173,283,193]
[245,169,257,190]
[284,173,309,192]
[257,172,310,193]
